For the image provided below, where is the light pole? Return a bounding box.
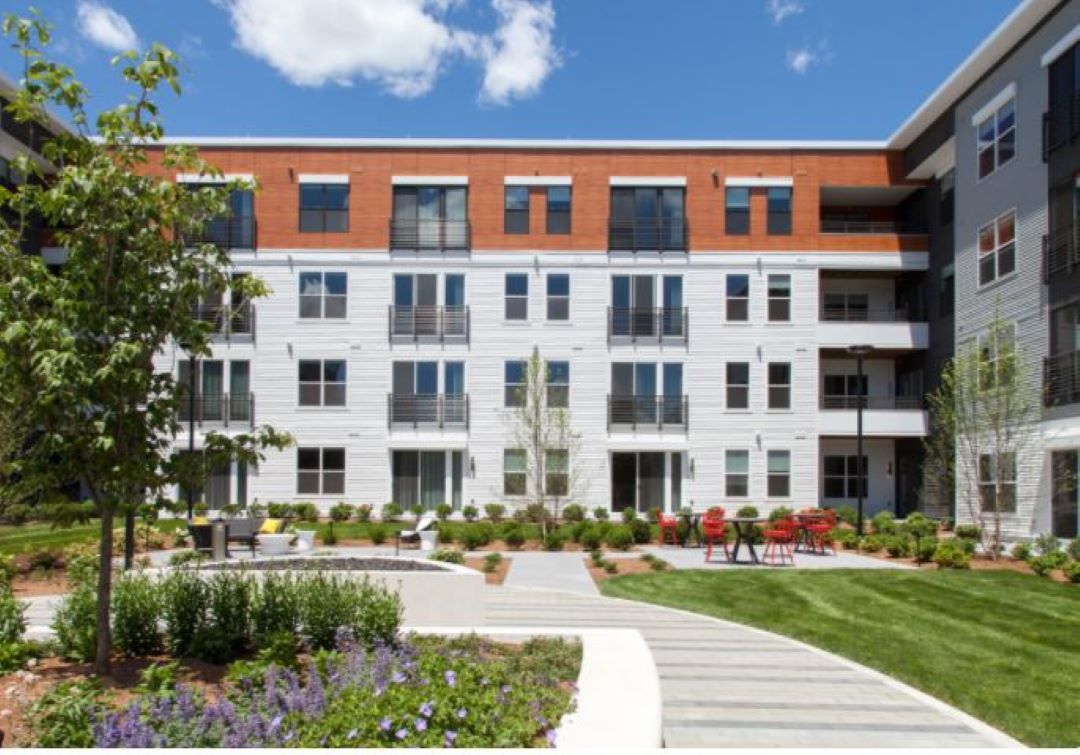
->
[848,344,874,537]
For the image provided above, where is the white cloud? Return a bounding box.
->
[786,47,816,74]
[216,0,558,103]
[75,1,139,52]
[766,0,805,24]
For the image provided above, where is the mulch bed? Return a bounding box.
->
[464,557,511,586]
[584,556,671,585]
[859,549,1072,583]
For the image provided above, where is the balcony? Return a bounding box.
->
[178,393,254,426]
[817,184,928,252]
[185,216,256,249]
[1043,224,1080,282]
[818,396,927,437]
[608,307,688,343]
[817,299,927,350]
[608,217,688,253]
[389,218,471,252]
[821,304,914,322]
[388,394,469,428]
[193,304,254,337]
[1042,92,1080,159]
[608,395,688,431]
[1045,351,1080,407]
[821,396,924,410]
[389,305,469,342]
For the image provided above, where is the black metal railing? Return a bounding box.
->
[389,218,471,251]
[1045,351,1080,407]
[1043,92,1080,159]
[185,216,256,249]
[1043,223,1080,281]
[389,305,469,341]
[821,396,924,410]
[178,393,255,425]
[193,303,254,336]
[608,217,688,252]
[608,395,688,430]
[820,304,913,322]
[820,218,921,235]
[388,394,469,428]
[608,307,688,342]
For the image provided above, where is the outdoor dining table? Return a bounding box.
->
[726,516,767,564]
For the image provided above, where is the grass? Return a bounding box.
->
[0,521,104,555]
[601,569,1080,748]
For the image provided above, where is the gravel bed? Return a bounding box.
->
[202,557,448,573]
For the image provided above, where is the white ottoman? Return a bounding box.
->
[257,533,292,556]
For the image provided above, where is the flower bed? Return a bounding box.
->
[203,557,448,573]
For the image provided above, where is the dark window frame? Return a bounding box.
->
[299,183,349,233]
[546,185,572,234]
[766,187,792,235]
[504,185,530,234]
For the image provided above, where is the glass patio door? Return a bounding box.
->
[1052,450,1079,538]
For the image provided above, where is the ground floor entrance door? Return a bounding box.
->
[1052,450,1079,538]
[611,451,680,513]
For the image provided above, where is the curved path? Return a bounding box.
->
[484,586,1020,748]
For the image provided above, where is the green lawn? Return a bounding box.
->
[601,569,1080,748]
[0,521,104,555]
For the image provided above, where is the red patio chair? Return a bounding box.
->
[703,517,729,562]
[658,514,679,546]
[763,517,797,566]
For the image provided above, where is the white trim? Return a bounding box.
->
[503,175,573,186]
[175,172,254,183]
[970,82,1017,127]
[1042,23,1080,67]
[725,176,794,188]
[298,173,349,184]
[610,176,686,187]
[391,175,469,186]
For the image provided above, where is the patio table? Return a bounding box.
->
[726,516,767,564]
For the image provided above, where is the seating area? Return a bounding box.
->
[187,515,297,558]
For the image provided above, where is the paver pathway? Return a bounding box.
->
[484,586,1019,748]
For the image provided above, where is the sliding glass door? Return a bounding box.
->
[391,450,464,511]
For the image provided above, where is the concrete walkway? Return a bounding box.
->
[484,587,1019,748]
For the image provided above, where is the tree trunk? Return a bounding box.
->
[95,508,114,676]
[123,510,135,570]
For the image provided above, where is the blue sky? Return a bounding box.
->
[0,0,1020,140]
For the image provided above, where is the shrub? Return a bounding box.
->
[52,583,97,662]
[603,561,619,574]
[1034,532,1061,557]
[0,555,15,588]
[483,552,502,573]
[830,505,857,527]
[736,505,759,518]
[1068,538,1080,562]
[408,504,425,520]
[430,548,466,565]
[859,535,884,553]
[629,518,652,544]
[605,525,634,551]
[501,525,526,550]
[2,503,31,525]
[561,503,585,523]
[592,507,610,521]
[292,502,320,523]
[168,550,208,568]
[354,504,373,522]
[915,536,939,564]
[483,503,505,522]
[768,506,794,523]
[251,573,301,644]
[516,503,549,524]
[1029,554,1059,577]
[297,574,401,650]
[649,558,669,572]
[247,503,267,518]
[320,525,338,546]
[933,540,972,569]
[368,524,388,545]
[646,506,662,524]
[267,502,290,519]
[954,524,981,541]
[568,521,588,543]
[461,524,493,551]
[835,530,859,550]
[0,590,26,646]
[884,535,911,558]
[0,641,33,674]
[329,503,354,522]
[1010,542,1032,562]
[189,572,253,664]
[543,531,567,551]
[621,507,637,523]
[589,549,604,566]
[871,511,897,535]
[28,547,63,572]
[902,513,938,541]
[1064,560,1080,583]
[955,536,977,555]
[111,572,161,657]
[380,502,402,522]
[580,525,603,551]
[462,505,479,523]
[161,569,208,657]
[29,679,101,748]
[434,503,453,521]
[1044,550,1069,569]
[193,501,210,516]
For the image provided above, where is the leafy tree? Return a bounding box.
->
[0,14,291,674]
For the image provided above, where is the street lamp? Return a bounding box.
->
[847,344,874,537]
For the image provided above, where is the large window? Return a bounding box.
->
[823,374,867,406]
[726,362,749,409]
[767,450,791,497]
[609,186,686,251]
[297,447,345,495]
[725,450,749,497]
[547,360,569,408]
[547,274,570,320]
[299,183,349,233]
[505,186,530,234]
[823,455,867,498]
[726,274,749,321]
[979,452,1016,512]
[767,274,791,321]
[298,359,346,407]
[504,449,526,495]
[725,187,750,235]
[976,97,1015,180]
[977,210,1016,286]
[766,187,792,235]
[547,186,571,234]
[299,271,347,319]
[767,362,791,409]
[505,273,528,320]
[392,450,462,511]
[545,449,569,495]
[504,360,526,407]
[978,322,1016,390]
[391,186,468,249]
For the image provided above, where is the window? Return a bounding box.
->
[547,186,571,234]
[609,187,686,251]
[939,169,955,226]
[545,449,569,495]
[725,450,749,497]
[391,186,469,249]
[299,183,348,233]
[725,187,750,235]
[504,186,530,234]
[977,97,1015,180]
[547,274,570,320]
[767,187,792,235]
[505,273,528,320]
[822,292,868,321]
[823,455,867,498]
[297,447,345,495]
[298,359,346,407]
[504,449,526,495]
[504,360,526,407]
[547,360,569,408]
[823,374,867,407]
[939,263,955,316]
[767,274,791,321]
[726,362,749,409]
[979,453,1016,512]
[299,272,347,319]
[978,323,1016,390]
[726,274,749,321]
[767,450,791,497]
[977,211,1016,286]
[767,362,791,409]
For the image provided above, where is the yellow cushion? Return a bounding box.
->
[192,516,210,526]
[259,518,282,535]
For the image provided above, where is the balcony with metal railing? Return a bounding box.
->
[818,394,927,437]
[608,217,688,252]
[1043,91,1080,158]
[820,303,916,323]
[389,305,469,342]
[388,394,469,428]
[389,218,471,252]
[184,216,256,249]
[1045,351,1080,407]
[177,393,254,426]
[821,395,924,410]
[607,395,688,431]
[1043,223,1080,282]
[607,307,688,343]
[193,303,254,338]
